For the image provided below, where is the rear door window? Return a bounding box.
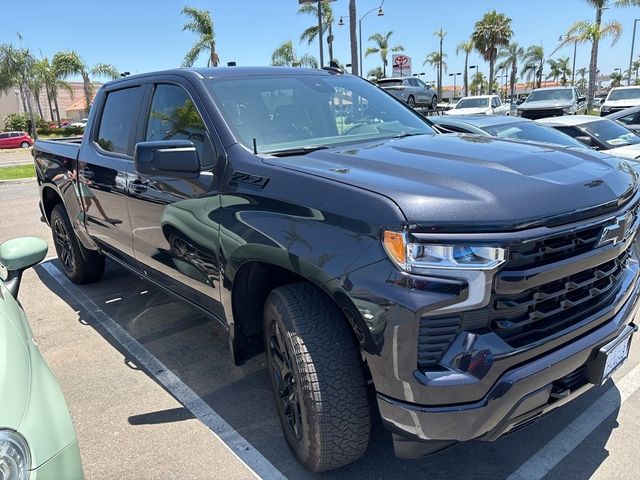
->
[96,87,143,156]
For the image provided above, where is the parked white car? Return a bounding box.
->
[600,86,640,116]
[444,95,510,116]
[69,118,88,129]
[537,115,640,160]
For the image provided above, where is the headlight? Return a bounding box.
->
[382,230,506,272]
[563,106,573,114]
[0,430,30,480]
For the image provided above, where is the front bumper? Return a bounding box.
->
[376,268,640,457]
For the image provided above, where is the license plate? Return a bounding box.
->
[586,325,635,385]
[602,338,630,382]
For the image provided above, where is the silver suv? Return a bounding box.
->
[377,77,438,109]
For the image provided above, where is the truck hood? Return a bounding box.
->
[603,99,640,109]
[445,107,491,115]
[268,134,636,230]
[519,99,572,110]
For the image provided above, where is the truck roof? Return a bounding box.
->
[104,66,340,87]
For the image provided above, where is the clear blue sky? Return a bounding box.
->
[2,0,639,84]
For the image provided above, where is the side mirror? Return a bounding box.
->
[134,140,200,179]
[575,135,594,147]
[578,96,587,103]
[0,237,48,297]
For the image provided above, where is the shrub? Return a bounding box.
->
[3,112,30,132]
[37,126,84,136]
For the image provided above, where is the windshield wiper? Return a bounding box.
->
[389,131,430,139]
[266,145,331,157]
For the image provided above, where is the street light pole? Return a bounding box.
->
[571,41,577,86]
[628,18,640,86]
[358,1,384,77]
[317,1,324,67]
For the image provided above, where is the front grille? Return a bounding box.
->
[417,316,461,370]
[490,250,629,346]
[520,108,563,119]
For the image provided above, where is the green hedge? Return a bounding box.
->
[37,126,84,136]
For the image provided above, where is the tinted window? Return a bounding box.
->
[377,79,403,87]
[415,78,427,88]
[10,132,20,137]
[96,87,142,156]
[145,84,213,166]
[491,97,500,108]
[617,111,640,125]
[581,119,640,148]
[607,88,640,101]
[206,74,434,154]
[455,97,490,109]
[555,126,584,138]
[0,133,8,139]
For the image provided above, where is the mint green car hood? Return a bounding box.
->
[0,281,78,469]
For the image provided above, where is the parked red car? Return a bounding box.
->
[0,131,33,149]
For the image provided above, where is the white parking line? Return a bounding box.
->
[41,262,287,480]
[507,358,640,480]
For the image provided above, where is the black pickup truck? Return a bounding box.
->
[34,67,640,472]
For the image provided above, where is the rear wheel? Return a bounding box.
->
[20,141,29,148]
[264,283,370,472]
[50,204,105,284]
[407,95,416,108]
[430,95,438,110]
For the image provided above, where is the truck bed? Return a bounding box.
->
[34,137,83,162]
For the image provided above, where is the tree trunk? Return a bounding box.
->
[82,72,92,118]
[510,63,517,102]
[46,85,54,122]
[587,6,603,111]
[53,92,62,127]
[463,51,469,97]
[349,0,358,76]
[438,36,443,102]
[18,85,27,113]
[488,51,495,96]
[327,23,334,63]
[538,59,543,88]
[22,81,38,139]
[34,89,44,120]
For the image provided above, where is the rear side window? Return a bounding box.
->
[0,133,8,139]
[96,87,142,156]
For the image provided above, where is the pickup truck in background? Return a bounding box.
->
[33,67,640,472]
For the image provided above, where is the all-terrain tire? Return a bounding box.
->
[264,282,370,472]
[50,204,105,284]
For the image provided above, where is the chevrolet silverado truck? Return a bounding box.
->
[33,67,640,472]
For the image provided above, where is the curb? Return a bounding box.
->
[0,176,36,185]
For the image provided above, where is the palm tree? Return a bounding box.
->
[576,67,588,91]
[424,52,447,83]
[610,70,623,87]
[299,0,336,64]
[434,28,446,102]
[632,57,640,84]
[35,57,73,127]
[472,10,513,95]
[497,42,524,102]
[181,6,219,67]
[562,1,640,110]
[349,0,358,75]
[0,44,37,137]
[546,56,572,85]
[271,40,318,68]
[522,45,545,88]
[51,51,119,117]
[470,71,487,95]
[456,40,474,97]
[365,31,404,78]
[560,18,622,109]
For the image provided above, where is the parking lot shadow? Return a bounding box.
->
[35,259,622,480]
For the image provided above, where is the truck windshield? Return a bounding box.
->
[582,120,640,148]
[455,98,490,109]
[607,88,640,101]
[205,74,435,154]
[525,89,573,102]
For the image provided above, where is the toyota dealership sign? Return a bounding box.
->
[392,54,412,77]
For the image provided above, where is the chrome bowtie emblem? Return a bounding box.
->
[596,212,634,248]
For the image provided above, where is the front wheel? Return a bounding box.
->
[264,283,370,472]
[406,95,416,108]
[20,141,30,148]
[50,204,105,284]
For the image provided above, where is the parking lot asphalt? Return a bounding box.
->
[3,180,640,480]
[0,148,33,166]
